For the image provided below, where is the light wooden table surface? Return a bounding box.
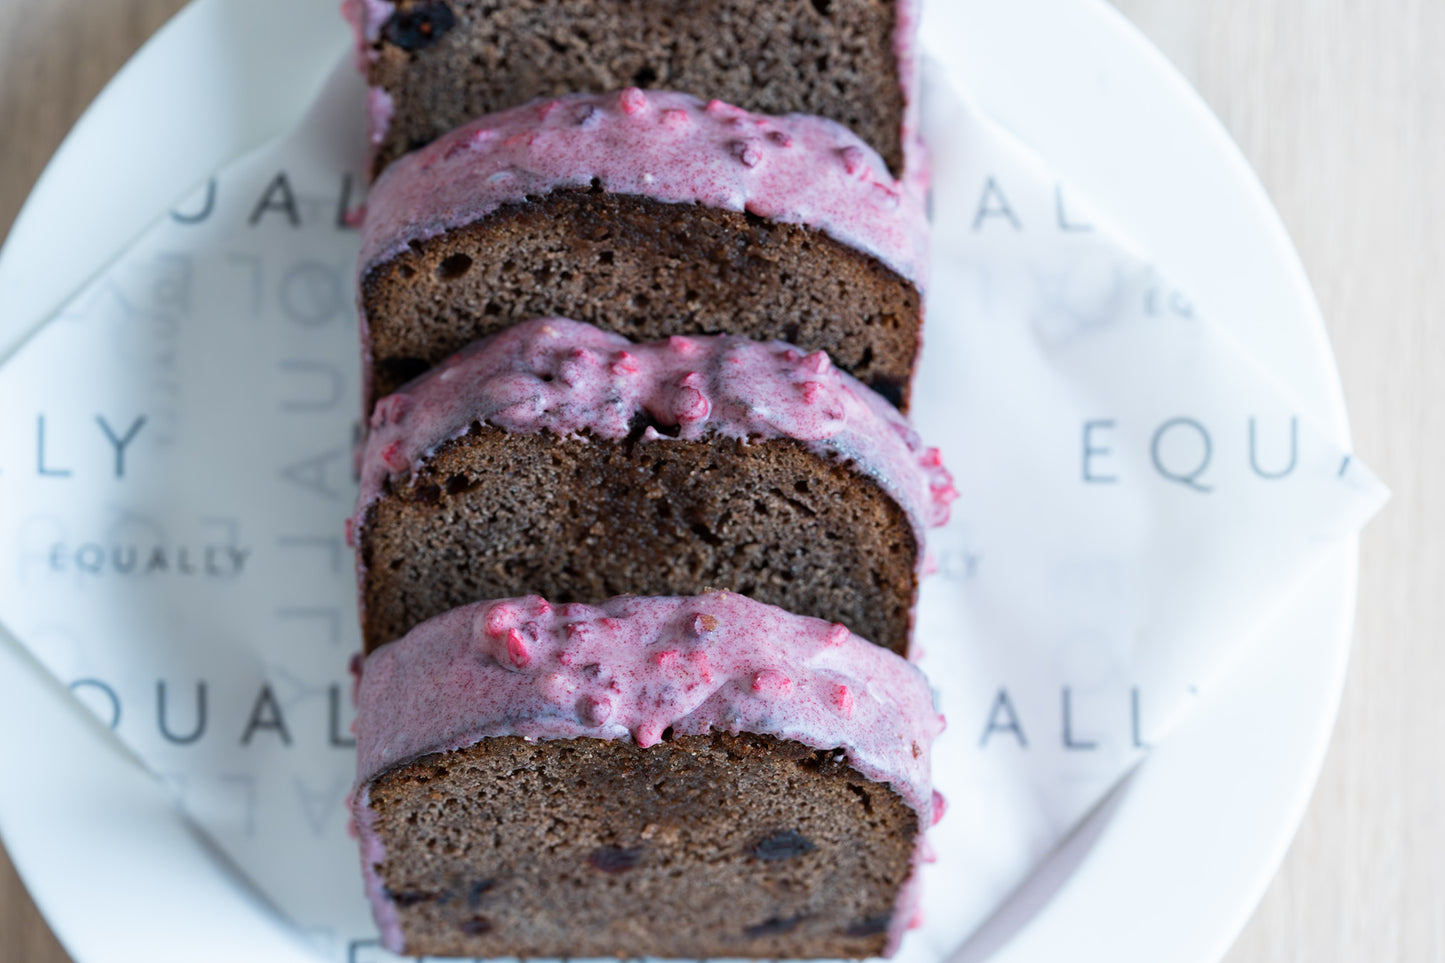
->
[0,1,1439,960]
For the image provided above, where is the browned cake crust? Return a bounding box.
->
[365,0,908,177]
[362,190,922,407]
[364,731,918,958]
[357,427,920,655]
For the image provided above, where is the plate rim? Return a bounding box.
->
[0,1,1361,961]
[935,1,1357,960]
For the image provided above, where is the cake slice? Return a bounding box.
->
[357,89,927,406]
[350,317,954,655]
[343,0,919,178]
[350,591,946,959]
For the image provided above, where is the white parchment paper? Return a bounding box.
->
[0,56,1386,963]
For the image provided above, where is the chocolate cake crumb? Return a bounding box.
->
[361,191,922,407]
[364,0,909,177]
[357,429,920,655]
[363,732,918,958]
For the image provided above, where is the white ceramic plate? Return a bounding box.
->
[0,1,1355,961]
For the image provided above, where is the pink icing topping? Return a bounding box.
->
[355,318,956,550]
[341,1,397,166]
[351,591,944,955]
[359,89,929,286]
[340,0,394,69]
[365,87,394,146]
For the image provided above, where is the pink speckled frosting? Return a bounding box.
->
[340,0,393,69]
[351,591,946,955]
[359,88,929,287]
[354,317,956,551]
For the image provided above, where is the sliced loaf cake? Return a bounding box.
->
[343,0,919,178]
[351,591,946,958]
[357,89,927,406]
[350,317,954,655]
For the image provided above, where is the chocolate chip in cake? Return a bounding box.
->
[745,915,808,938]
[588,845,644,874]
[459,916,494,935]
[845,913,893,938]
[750,829,816,861]
[467,879,495,909]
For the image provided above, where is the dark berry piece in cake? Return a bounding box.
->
[751,830,818,861]
[846,914,896,938]
[587,846,644,874]
[380,3,456,51]
[746,915,810,939]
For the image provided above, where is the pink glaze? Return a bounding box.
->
[355,318,956,552]
[359,89,929,287]
[340,0,393,69]
[341,0,398,155]
[351,591,944,955]
[365,87,394,149]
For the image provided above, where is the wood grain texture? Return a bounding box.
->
[0,4,191,957]
[0,2,1439,962]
